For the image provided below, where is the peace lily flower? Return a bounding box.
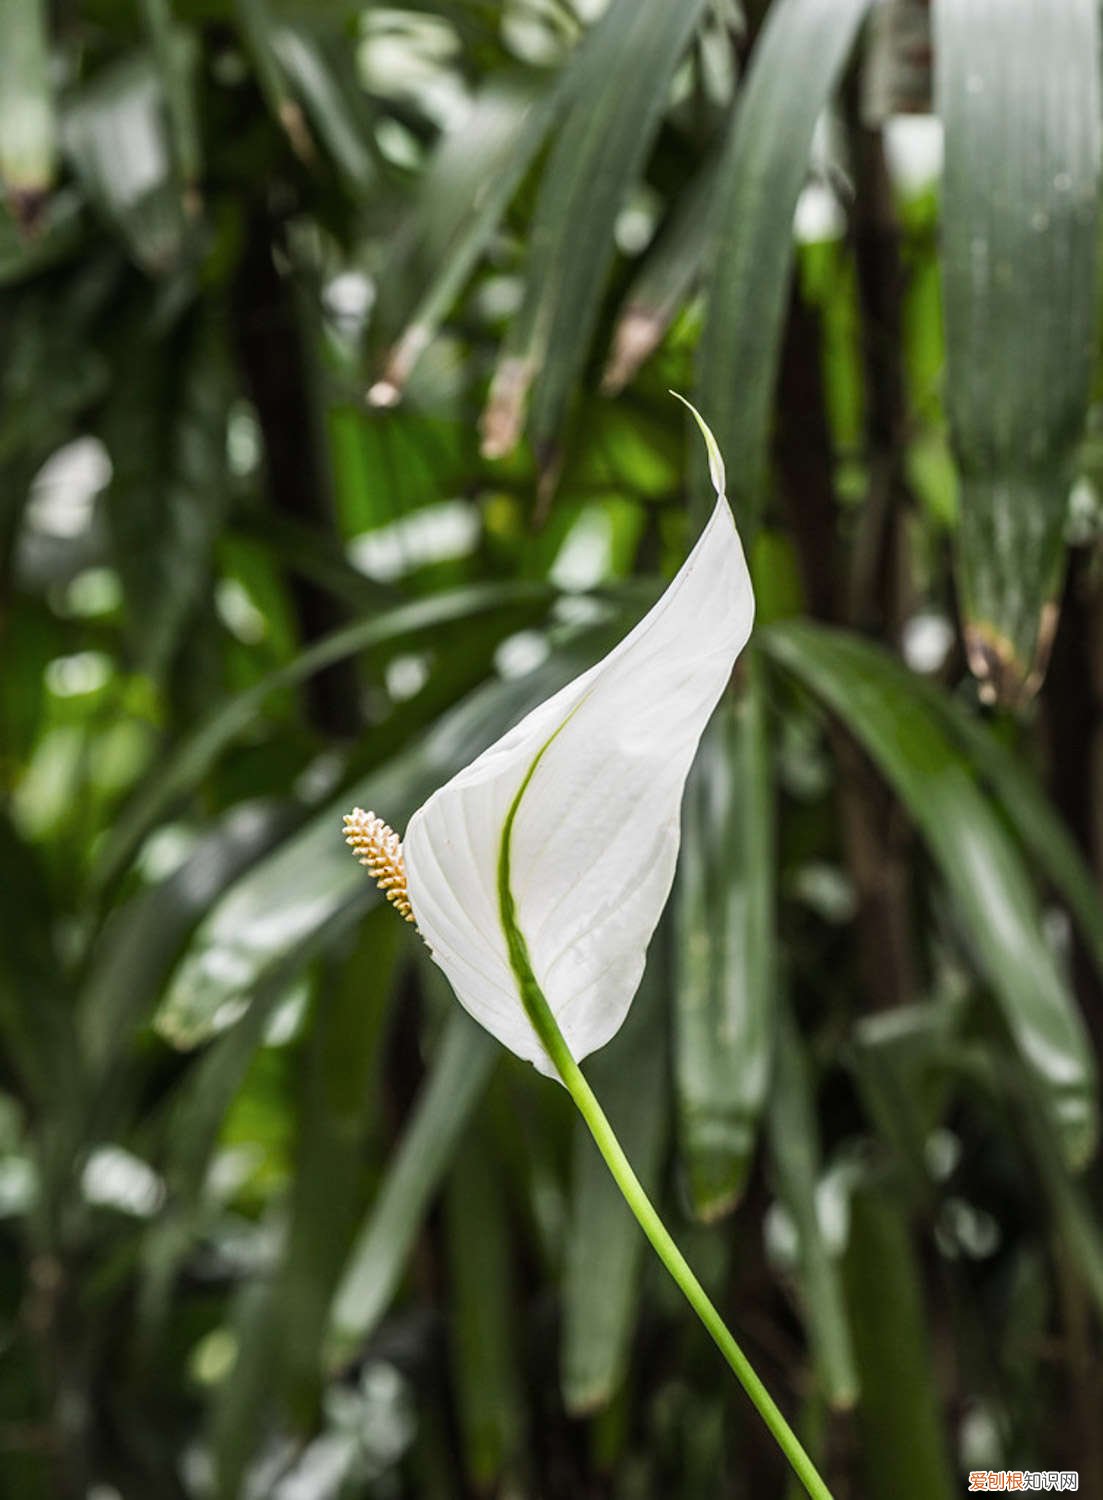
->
[343,400,833,1500]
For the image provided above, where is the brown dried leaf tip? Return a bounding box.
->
[343,808,415,922]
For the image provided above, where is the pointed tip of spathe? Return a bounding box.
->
[668,391,727,500]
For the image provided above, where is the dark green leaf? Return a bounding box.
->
[328,1000,498,1355]
[696,0,872,520]
[62,49,189,272]
[767,998,858,1409]
[936,0,1100,702]
[484,0,710,463]
[373,72,562,398]
[764,620,1098,1166]
[0,0,56,215]
[843,1175,956,1500]
[674,667,774,1220]
[445,1125,525,1487]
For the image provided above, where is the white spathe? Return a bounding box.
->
[403,415,754,1075]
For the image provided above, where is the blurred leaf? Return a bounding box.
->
[151,642,594,1046]
[910,674,1103,994]
[100,313,233,679]
[767,997,858,1409]
[62,48,189,272]
[138,919,350,1359]
[374,72,562,399]
[445,1125,525,1488]
[278,907,402,1419]
[95,581,557,890]
[79,800,293,1077]
[234,0,314,162]
[164,901,357,1209]
[603,145,724,395]
[991,1058,1103,1326]
[848,1000,963,1197]
[674,667,773,1221]
[842,1175,956,1500]
[483,0,710,464]
[936,0,1100,704]
[696,0,871,519]
[764,620,1099,1166]
[561,937,668,1415]
[328,1000,498,1356]
[0,812,81,1117]
[0,0,56,219]
[139,0,202,197]
[212,1276,279,1500]
[273,22,378,192]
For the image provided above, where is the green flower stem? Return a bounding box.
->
[497,756,834,1500]
[547,1001,831,1500]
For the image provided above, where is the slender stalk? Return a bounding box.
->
[497,756,834,1500]
[550,1018,832,1500]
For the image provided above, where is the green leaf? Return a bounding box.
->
[95,581,556,891]
[0,0,56,216]
[328,999,498,1356]
[445,1125,525,1487]
[902,672,1103,997]
[79,800,292,1078]
[278,907,402,1419]
[603,145,724,395]
[233,0,313,162]
[0,812,82,1118]
[137,903,361,1352]
[942,705,1103,996]
[139,0,202,196]
[842,1175,956,1500]
[163,901,359,1209]
[211,1276,279,1500]
[100,314,233,680]
[484,0,710,463]
[767,998,858,1410]
[152,650,593,1047]
[62,48,189,272]
[848,1000,963,1199]
[272,22,378,192]
[561,939,668,1415]
[764,620,1098,1167]
[936,0,1101,703]
[673,668,773,1221]
[1010,1064,1103,1323]
[373,72,562,399]
[696,0,872,520]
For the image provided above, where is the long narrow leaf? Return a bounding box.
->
[483,0,710,463]
[0,0,56,218]
[328,1002,497,1355]
[764,620,1098,1167]
[768,998,858,1409]
[936,0,1100,703]
[374,73,563,401]
[696,0,872,519]
[843,1175,956,1500]
[94,581,556,890]
[278,908,402,1418]
[603,146,725,396]
[673,667,773,1221]
[445,1127,525,1487]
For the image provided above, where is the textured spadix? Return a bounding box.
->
[403,409,753,1075]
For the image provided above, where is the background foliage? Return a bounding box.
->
[2,1,1103,1496]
